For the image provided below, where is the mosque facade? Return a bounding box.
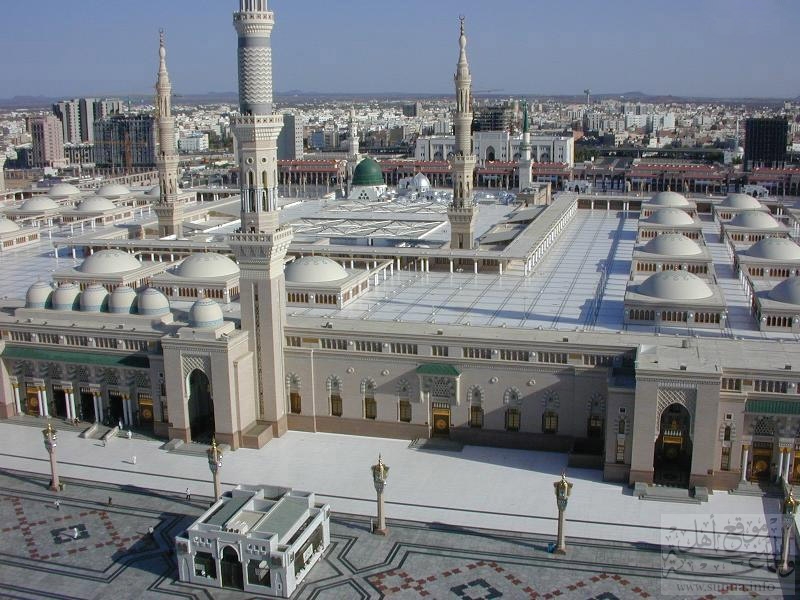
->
[1,1,800,496]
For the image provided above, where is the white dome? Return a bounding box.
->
[650,191,690,207]
[643,233,703,256]
[189,298,224,328]
[176,253,239,279]
[95,184,130,199]
[638,271,714,301]
[729,210,780,229]
[284,256,348,283]
[137,287,170,316]
[646,208,695,226]
[79,250,141,275]
[26,281,54,308]
[108,286,137,314]
[0,217,21,234]
[76,197,116,212]
[745,237,800,261]
[412,172,431,190]
[20,196,59,211]
[79,284,109,312]
[48,183,81,199]
[769,277,800,305]
[720,193,762,210]
[52,283,81,311]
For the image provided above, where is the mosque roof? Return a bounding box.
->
[284,256,348,284]
[645,208,695,226]
[720,193,762,210]
[648,191,690,207]
[176,253,239,279]
[638,271,714,301]
[352,157,385,187]
[769,277,800,306]
[78,249,142,275]
[744,237,800,261]
[643,233,703,256]
[729,210,780,229]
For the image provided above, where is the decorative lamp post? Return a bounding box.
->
[207,439,223,501]
[553,472,573,555]
[779,489,799,574]
[371,454,389,536]
[42,422,60,492]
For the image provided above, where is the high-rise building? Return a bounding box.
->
[52,98,122,145]
[153,31,183,238]
[93,115,156,170]
[402,101,422,117]
[227,0,293,437]
[277,113,303,160]
[52,100,81,144]
[473,102,517,132]
[744,118,788,171]
[29,115,66,168]
[447,17,478,250]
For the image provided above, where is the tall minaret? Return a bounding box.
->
[0,154,5,193]
[518,100,533,192]
[153,31,183,238]
[228,0,293,438]
[447,17,478,250]
[346,107,360,194]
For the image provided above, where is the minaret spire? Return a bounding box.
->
[153,29,183,238]
[518,99,533,192]
[448,16,478,250]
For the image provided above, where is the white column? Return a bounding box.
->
[777,450,785,482]
[64,391,72,420]
[39,388,48,417]
[449,260,453,273]
[125,395,134,426]
[782,450,792,481]
[499,263,503,275]
[68,391,76,422]
[12,384,21,415]
[741,446,749,482]
[95,393,103,423]
[473,260,478,274]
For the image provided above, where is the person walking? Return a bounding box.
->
[54,500,60,511]
[132,455,137,465]
[185,487,191,502]
[108,497,112,506]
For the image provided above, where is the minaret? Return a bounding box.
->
[447,17,478,250]
[346,107,360,194]
[0,154,5,193]
[228,0,293,438]
[153,31,183,238]
[518,100,533,192]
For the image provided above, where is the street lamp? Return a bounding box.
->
[207,439,223,501]
[42,422,60,492]
[371,454,389,536]
[553,472,573,555]
[779,489,799,574]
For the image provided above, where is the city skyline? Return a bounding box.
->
[0,0,798,100]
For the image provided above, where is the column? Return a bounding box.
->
[67,390,76,422]
[37,387,45,417]
[473,260,478,274]
[449,260,453,273]
[740,445,749,482]
[777,450,785,483]
[64,390,72,421]
[12,384,21,415]
[782,450,792,481]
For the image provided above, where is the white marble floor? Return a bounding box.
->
[0,422,784,550]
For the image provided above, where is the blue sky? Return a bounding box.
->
[1,0,797,99]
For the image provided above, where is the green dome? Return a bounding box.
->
[351,157,385,186]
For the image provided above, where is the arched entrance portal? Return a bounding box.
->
[220,546,244,590]
[654,403,693,487]
[187,370,214,443]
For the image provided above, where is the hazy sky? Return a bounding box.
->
[1,0,797,99]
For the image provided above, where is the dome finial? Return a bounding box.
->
[159,29,166,61]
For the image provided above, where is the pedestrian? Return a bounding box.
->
[185,487,191,501]
[108,497,112,506]
[72,527,79,539]
[54,500,60,511]
[147,526,154,538]
[127,430,132,440]
[132,455,137,465]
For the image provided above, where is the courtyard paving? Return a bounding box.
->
[0,468,794,599]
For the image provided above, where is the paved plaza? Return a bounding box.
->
[0,422,796,598]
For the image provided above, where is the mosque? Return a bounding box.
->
[2,0,800,497]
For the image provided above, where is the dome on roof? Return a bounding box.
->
[52,283,81,311]
[650,191,690,207]
[108,286,137,314]
[0,217,21,234]
[76,197,116,212]
[638,271,714,301]
[729,210,780,229]
[720,193,762,209]
[78,249,141,275]
[646,207,695,226]
[189,298,223,328]
[95,184,130,199]
[48,183,81,199]
[284,256,348,284]
[643,233,703,256]
[412,172,431,190]
[176,253,239,279]
[79,284,109,312]
[769,277,800,305]
[745,237,800,261]
[20,196,58,211]
[136,288,170,316]
[351,157,385,187]
[26,281,54,308]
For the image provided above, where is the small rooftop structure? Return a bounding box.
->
[176,484,330,598]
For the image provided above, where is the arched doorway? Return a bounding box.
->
[220,546,243,590]
[654,403,693,487]
[486,146,496,162]
[187,370,214,442]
